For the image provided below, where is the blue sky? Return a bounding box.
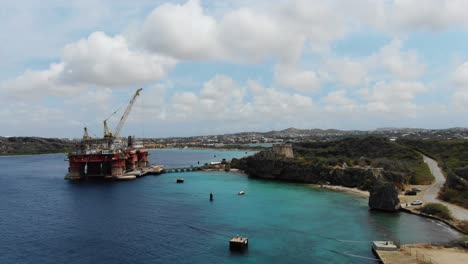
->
[2,0,468,138]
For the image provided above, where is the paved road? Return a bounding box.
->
[422,155,468,221]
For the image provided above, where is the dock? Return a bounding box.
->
[65,162,203,181]
[372,241,414,263]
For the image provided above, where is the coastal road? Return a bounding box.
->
[422,155,468,221]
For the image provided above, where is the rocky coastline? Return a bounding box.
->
[231,144,468,235]
[232,154,402,212]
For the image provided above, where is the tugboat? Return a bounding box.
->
[176,178,185,183]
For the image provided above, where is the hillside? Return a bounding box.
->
[233,137,433,190]
[294,137,433,184]
[400,139,468,208]
[0,137,75,155]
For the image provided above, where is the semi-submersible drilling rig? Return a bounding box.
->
[66,88,149,180]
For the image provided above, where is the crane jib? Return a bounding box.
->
[103,88,143,139]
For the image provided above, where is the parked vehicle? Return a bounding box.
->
[411,200,423,205]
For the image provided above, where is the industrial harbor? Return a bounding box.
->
[3,0,468,262]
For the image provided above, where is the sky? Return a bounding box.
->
[2,0,468,138]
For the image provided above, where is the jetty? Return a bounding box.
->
[372,241,415,264]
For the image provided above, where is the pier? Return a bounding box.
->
[164,167,202,173]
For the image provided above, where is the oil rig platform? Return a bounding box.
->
[65,88,158,181]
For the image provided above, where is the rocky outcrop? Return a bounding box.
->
[232,153,406,191]
[368,180,401,212]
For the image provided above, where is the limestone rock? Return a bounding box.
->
[368,181,400,212]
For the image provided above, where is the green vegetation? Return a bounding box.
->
[411,158,433,184]
[293,137,433,185]
[400,139,468,208]
[421,203,452,220]
[0,137,75,156]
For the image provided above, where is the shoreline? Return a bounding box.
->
[307,183,467,235]
[308,184,370,197]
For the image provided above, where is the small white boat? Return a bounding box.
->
[238,191,245,195]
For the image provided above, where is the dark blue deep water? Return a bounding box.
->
[0,149,461,263]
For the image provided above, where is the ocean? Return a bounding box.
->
[0,149,461,263]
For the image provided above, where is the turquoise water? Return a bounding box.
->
[0,149,461,263]
[149,148,256,168]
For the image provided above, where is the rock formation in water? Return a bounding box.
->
[368,180,401,212]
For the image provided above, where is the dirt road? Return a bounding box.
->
[422,155,468,221]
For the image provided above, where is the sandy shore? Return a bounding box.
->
[401,244,468,264]
[309,184,369,197]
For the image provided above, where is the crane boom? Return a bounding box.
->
[113,88,142,138]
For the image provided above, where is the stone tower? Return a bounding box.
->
[272,144,294,158]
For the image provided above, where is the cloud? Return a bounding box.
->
[345,0,468,34]
[138,0,221,60]
[380,0,468,32]
[453,89,468,110]
[0,31,176,100]
[218,8,294,62]
[170,75,248,120]
[362,81,427,115]
[137,0,347,62]
[325,58,368,87]
[323,90,356,107]
[61,32,176,87]
[277,0,347,52]
[3,0,468,136]
[274,63,321,92]
[249,81,314,119]
[0,63,86,99]
[374,39,426,80]
[453,62,468,88]
[167,75,314,127]
[451,62,468,109]
[319,39,425,88]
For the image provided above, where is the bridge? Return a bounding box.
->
[163,167,203,173]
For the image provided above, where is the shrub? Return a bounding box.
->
[421,203,452,220]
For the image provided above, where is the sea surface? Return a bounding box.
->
[0,149,462,263]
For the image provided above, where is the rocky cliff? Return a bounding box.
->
[232,152,406,191]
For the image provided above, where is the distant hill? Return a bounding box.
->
[218,127,468,140]
[0,137,75,155]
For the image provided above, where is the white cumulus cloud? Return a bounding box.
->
[274,63,322,92]
[0,31,176,100]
